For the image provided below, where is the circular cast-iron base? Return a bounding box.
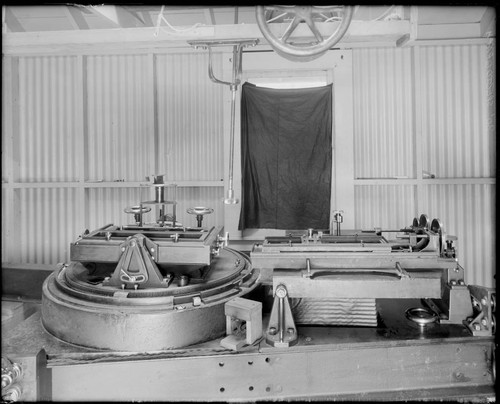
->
[41,248,258,351]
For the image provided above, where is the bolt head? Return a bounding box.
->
[275,285,287,299]
[269,327,277,335]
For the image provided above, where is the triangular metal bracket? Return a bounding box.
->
[265,284,298,347]
[103,234,168,289]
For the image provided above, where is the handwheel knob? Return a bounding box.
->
[187,207,214,227]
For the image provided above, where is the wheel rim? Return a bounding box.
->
[256,5,353,62]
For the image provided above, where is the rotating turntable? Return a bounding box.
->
[40,178,260,351]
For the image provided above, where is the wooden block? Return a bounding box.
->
[220,334,246,351]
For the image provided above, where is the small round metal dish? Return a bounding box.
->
[405,307,438,326]
[124,205,151,214]
[187,207,214,216]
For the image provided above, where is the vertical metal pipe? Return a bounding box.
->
[224,45,240,204]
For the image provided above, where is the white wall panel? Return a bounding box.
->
[416,44,494,178]
[85,188,145,230]
[354,185,416,230]
[15,188,79,264]
[156,52,224,181]
[419,184,495,288]
[16,56,82,182]
[176,187,224,229]
[352,48,414,179]
[86,54,154,182]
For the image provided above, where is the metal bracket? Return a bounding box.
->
[265,284,298,348]
[464,285,496,336]
[103,234,168,289]
[220,297,262,351]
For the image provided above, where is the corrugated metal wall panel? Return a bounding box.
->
[86,55,153,182]
[354,185,416,230]
[16,188,78,264]
[17,56,82,182]
[156,52,224,181]
[419,184,495,288]
[352,48,414,179]
[85,188,145,230]
[2,56,13,183]
[417,44,493,178]
[1,191,8,256]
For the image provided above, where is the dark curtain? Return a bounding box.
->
[238,82,332,230]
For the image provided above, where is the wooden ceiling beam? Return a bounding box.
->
[3,20,414,54]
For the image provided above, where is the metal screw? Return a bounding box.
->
[287,327,295,335]
[481,298,487,306]
[275,285,287,299]
[269,327,277,335]
[473,323,481,331]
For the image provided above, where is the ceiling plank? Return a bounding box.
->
[5,7,25,32]
[479,7,495,37]
[86,5,146,28]
[65,6,89,30]
[140,11,154,27]
[86,5,121,27]
[116,8,147,28]
[203,8,215,25]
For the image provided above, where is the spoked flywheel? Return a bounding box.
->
[256,5,353,62]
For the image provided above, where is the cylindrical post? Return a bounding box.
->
[155,186,165,203]
[278,295,284,343]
